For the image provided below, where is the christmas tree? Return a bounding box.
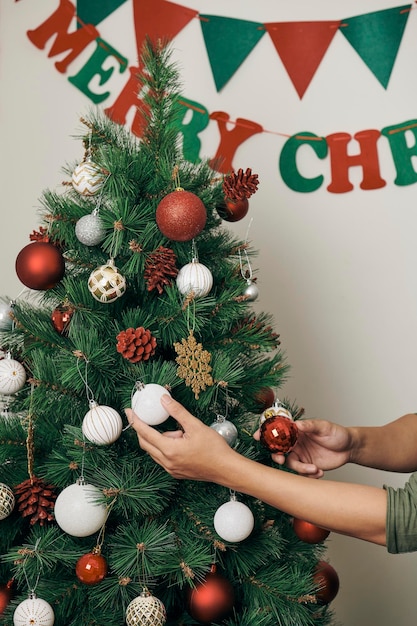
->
[0,42,338,626]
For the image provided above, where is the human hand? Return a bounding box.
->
[125,395,235,482]
[254,418,352,478]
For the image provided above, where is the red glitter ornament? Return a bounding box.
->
[156,188,207,241]
[313,560,340,605]
[186,564,234,624]
[0,579,14,615]
[51,304,74,334]
[260,415,298,453]
[217,197,249,222]
[293,518,330,544]
[75,550,108,585]
[15,242,65,290]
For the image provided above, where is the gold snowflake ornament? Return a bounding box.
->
[174,330,213,399]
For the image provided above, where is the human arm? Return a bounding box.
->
[125,397,387,546]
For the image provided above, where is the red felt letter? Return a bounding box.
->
[209,112,263,173]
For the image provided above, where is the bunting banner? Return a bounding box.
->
[76,0,129,28]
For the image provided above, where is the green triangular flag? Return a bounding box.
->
[200,14,266,91]
[339,4,411,88]
[76,0,128,28]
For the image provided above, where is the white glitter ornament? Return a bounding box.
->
[75,210,106,246]
[82,401,123,445]
[0,354,26,395]
[131,382,171,426]
[210,415,238,447]
[88,259,126,303]
[13,593,55,626]
[176,259,213,298]
[54,479,107,537]
[71,157,105,196]
[0,301,13,330]
[0,482,15,520]
[213,496,254,542]
[126,590,166,626]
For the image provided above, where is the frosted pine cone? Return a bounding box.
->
[116,327,157,363]
[223,168,259,201]
[14,477,57,526]
[144,246,178,294]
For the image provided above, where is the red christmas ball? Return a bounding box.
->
[217,197,249,222]
[75,551,108,585]
[51,304,74,334]
[293,518,330,544]
[253,387,276,412]
[260,415,298,453]
[0,579,14,615]
[156,189,207,241]
[186,564,234,624]
[313,561,340,605]
[16,242,65,290]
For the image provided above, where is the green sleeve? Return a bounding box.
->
[384,472,417,553]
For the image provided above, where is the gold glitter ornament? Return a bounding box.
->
[174,330,213,399]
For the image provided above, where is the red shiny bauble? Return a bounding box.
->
[0,579,14,615]
[293,518,330,544]
[253,387,276,412]
[156,189,207,241]
[15,242,65,290]
[186,564,235,624]
[51,304,74,334]
[313,561,340,605]
[217,197,249,222]
[260,415,298,453]
[75,551,108,585]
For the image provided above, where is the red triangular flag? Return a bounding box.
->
[265,20,341,98]
[132,0,198,59]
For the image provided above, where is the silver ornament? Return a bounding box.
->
[244,279,259,301]
[75,212,106,246]
[210,415,238,446]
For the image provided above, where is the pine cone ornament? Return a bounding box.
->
[223,168,259,201]
[116,327,157,363]
[14,477,57,526]
[29,226,49,242]
[144,246,178,294]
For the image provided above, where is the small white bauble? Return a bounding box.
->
[213,498,254,542]
[82,401,123,445]
[243,279,259,302]
[0,356,26,395]
[126,591,166,626]
[0,301,13,330]
[75,212,106,246]
[131,383,171,426]
[210,416,238,447]
[176,260,213,298]
[0,482,15,520]
[71,157,105,196]
[13,593,55,626]
[88,259,126,303]
[54,480,107,537]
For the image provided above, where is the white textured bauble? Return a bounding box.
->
[82,401,123,445]
[214,499,254,542]
[126,591,166,626]
[210,417,238,447]
[0,482,15,520]
[176,260,213,298]
[0,357,26,395]
[243,279,259,302]
[71,158,105,196]
[0,301,13,330]
[88,260,126,303]
[260,403,293,425]
[13,594,55,626]
[54,480,107,537]
[75,212,106,246]
[131,383,171,426]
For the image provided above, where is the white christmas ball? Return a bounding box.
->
[0,301,13,330]
[131,383,171,426]
[82,402,123,445]
[88,260,126,303]
[176,260,213,298]
[210,417,238,447]
[54,481,107,537]
[71,158,105,196]
[126,592,166,626]
[75,213,106,246]
[214,499,254,542]
[13,595,55,626]
[0,357,26,395]
[0,482,15,520]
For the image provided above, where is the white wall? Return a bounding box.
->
[2,2,417,624]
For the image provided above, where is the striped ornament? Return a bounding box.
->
[72,158,105,196]
[176,260,213,298]
[82,402,123,445]
[0,357,26,395]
